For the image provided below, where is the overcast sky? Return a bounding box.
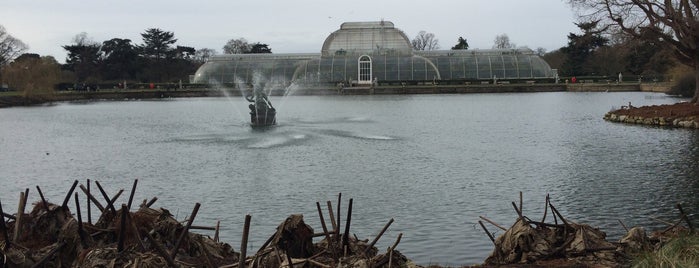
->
[2,0,579,63]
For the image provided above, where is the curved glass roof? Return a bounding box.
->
[321,21,413,56]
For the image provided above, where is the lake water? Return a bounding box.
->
[1,92,698,266]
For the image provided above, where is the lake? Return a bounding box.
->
[1,92,698,266]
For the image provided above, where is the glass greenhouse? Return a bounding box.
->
[192,21,555,87]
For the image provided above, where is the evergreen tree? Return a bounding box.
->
[101,38,140,81]
[451,37,469,50]
[248,43,272,54]
[63,33,102,83]
[560,21,608,76]
[139,28,177,82]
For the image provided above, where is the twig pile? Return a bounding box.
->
[0,179,237,267]
[478,193,696,268]
[0,181,411,267]
[236,194,410,268]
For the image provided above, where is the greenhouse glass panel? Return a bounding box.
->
[318,58,334,82]
[503,55,518,78]
[449,57,465,80]
[517,56,533,78]
[331,57,346,82]
[372,55,386,81]
[384,55,399,81]
[490,56,505,79]
[412,57,427,81]
[397,56,411,81]
[531,57,550,77]
[477,55,491,79]
[435,57,451,80]
[464,56,478,79]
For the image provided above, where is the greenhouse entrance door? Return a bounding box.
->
[358,55,372,85]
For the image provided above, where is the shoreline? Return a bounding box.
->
[603,102,699,129]
[0,82,672,109]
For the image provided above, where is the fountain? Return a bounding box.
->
[245,83,276,127]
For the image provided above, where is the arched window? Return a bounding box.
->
[358,55,372,84]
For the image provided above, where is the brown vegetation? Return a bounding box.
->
[610,102,699,118]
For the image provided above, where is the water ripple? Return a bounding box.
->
[0,93,697,266]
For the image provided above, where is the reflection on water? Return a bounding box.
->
[0,93,698,266]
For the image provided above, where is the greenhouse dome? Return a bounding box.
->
[192,21,555,87]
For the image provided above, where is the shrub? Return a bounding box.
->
[632,233,699,268]
[667,73,696,98]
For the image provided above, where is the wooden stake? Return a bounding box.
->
[0,199,10,249]
[239,214,251,268]
[336,193,342,237]
[549,201,570,229]
[390,233,402,251]
[1,212,14,221]
[511,202,523,220]
[342,198,353,256]
[618,219,629,232]
[127,179,138,210]
[171,202,200,260]
[74,193,87,247]
[316,202,331,242]
[214,221,221,242]
[255,232,276,255]
[541,194,549,224]
[86,179,92,225]
[94,181,117,214]
[479,221,496,244]
[79,184,105,213]
[36,185,48,210]
[326,201,336,233]
[387,233,403,268]
[146,197,158,207]
[13,191,26,243]
[62,180,78,209]
[364,218,394,255]
[519,191,523,217]
[105,189,124,214]
[22,188,29,210]
[118,204,127,252]
[479,216,507,231]
[189,225,217,231]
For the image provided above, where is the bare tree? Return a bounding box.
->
[0,25,29,66]
[493,34,516,49]
[568,0,699,103]
[223,38,251,54]
[411,31,440,51]
[194,48,217,63]
[71,32,97,46]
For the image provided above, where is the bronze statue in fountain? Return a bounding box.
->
[245,87,276,127]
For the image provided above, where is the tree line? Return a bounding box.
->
[0,27,273,92]
[3,4,699,102]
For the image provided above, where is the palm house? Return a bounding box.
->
[192,21,555,87]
